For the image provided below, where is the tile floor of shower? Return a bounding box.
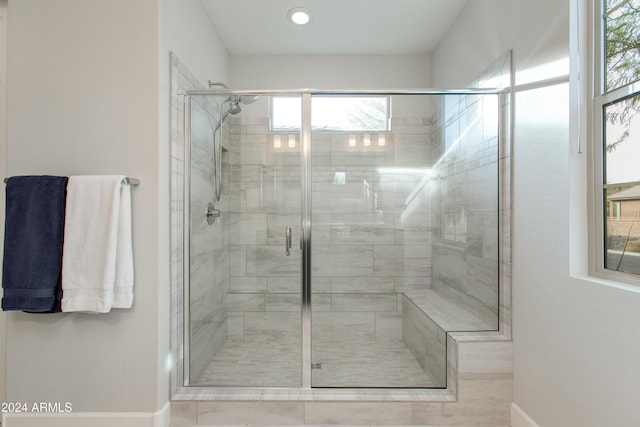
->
[192,332,438,388]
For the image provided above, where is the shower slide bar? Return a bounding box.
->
[4,176,140,185]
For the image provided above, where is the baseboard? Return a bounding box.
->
[511,402,541,427]
[2,401,170,427]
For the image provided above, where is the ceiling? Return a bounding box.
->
[201,0,469,55]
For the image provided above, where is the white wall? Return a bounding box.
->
[4,0,230,416]
[6,0,163,413]
[229,53,432,131]
[3,0,228,416]
[161,0,229,88]
[230,54,431,90]
[433,0,640,426]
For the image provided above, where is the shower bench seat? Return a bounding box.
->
[402,289,496,332]
[402,289,497,386]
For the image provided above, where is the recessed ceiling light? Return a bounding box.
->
[288,7,311,25]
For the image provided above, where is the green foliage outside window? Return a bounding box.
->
[604,0,640,151]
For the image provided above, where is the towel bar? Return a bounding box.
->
[121,177,140,185]
[4,176,140,185]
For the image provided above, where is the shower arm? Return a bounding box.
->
[208,81,229,89]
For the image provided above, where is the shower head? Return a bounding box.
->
[216,94,261,130]
[228,98,242,115]
[217,95,260,127]
[219,98,241,124]
[228,95,259,112]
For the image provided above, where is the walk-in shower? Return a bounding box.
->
[181,88,502,390]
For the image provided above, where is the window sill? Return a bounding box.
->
[571,273,640,294]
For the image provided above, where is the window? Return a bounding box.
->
[593,0,640,277]
[270,95,391,132]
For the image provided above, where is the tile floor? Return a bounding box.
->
[192,333,439,388]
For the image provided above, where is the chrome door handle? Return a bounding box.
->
[285,227,292,256]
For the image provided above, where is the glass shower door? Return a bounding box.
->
[187,94,303,387]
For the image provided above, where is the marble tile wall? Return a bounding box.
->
[403,295,447,386]
[225,116,303,341]
[227,109,436,343]
[312,115,435,342]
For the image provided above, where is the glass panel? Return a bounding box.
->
[188,95,303,387]
[604,93,640,275]
[604,93,640,184]
[310,93,500,388]
[271,95,390,131]
[311,96,389,131]
[271,96,301,131]
[604,0,640,92]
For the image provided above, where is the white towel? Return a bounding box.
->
[61,175,134,313]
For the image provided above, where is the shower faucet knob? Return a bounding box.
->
[206,202,221,225]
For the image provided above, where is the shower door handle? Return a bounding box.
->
[285,227,292,256]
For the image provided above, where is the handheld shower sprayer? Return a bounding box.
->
[215,95,260,132]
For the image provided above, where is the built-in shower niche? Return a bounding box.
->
[182,91,499,389]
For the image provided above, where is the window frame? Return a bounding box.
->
[590,0,640,283]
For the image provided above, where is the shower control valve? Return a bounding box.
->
[206,202,221,225]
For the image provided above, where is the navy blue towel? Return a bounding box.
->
[2,176,68,312]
